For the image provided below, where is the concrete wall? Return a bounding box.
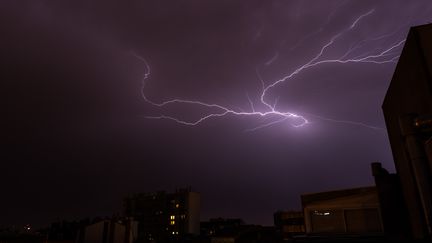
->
[187,192,201,235]
[81,220,133,243]
[302,188,382,234]
[83,221,104,243]
[382,24,432,239]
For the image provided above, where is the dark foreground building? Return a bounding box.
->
[76,218,137,243]
[209,225,279,243]
[381,23,432,240]
[123,188,200,242]
[200,218,244,237]
[273,211,305,239]
[301,187,383,235]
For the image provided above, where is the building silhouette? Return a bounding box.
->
[273,211,304,239]
[208,225,279,243]
[123,188,200,242]
[200,218,244,237]
[381,23,432,240]
[301,187,383,235]
[76,218,137,243]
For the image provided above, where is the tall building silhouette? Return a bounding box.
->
[124,188,200,242]
[382,23,432,240]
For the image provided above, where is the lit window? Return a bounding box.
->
[175,203,180,208]
[313,210,332,216]
[170,215,175,220]
[170,220,175,225]
[172,232,175,235]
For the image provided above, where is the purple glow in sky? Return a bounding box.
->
[135,10,404,130]
[2,0,432,227]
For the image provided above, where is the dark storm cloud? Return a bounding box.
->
[2,0,432,226]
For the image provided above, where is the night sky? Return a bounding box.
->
[2,0,432,227]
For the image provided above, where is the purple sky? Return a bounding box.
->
[2,0,432,227]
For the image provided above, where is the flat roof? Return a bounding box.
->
[301,186,377,205]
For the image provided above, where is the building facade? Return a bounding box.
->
[200,218,244,237]
[123,188,200,242]
[76,219,137,243]
[273,211,305,239]
[382,23,432,240]
[301,187,383,235]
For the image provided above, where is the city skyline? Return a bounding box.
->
[2,0,432,228]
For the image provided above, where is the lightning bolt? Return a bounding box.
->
[350,9,375,29]
[134,9,404,131]
[264,51,279,66]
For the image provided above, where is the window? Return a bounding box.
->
[313,210,331,216]
[170,220,175,225]
[310,209,344,233]
[175,203,180,208]
[170,215,175,220]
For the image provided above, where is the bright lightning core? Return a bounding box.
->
[134,9,404,132]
